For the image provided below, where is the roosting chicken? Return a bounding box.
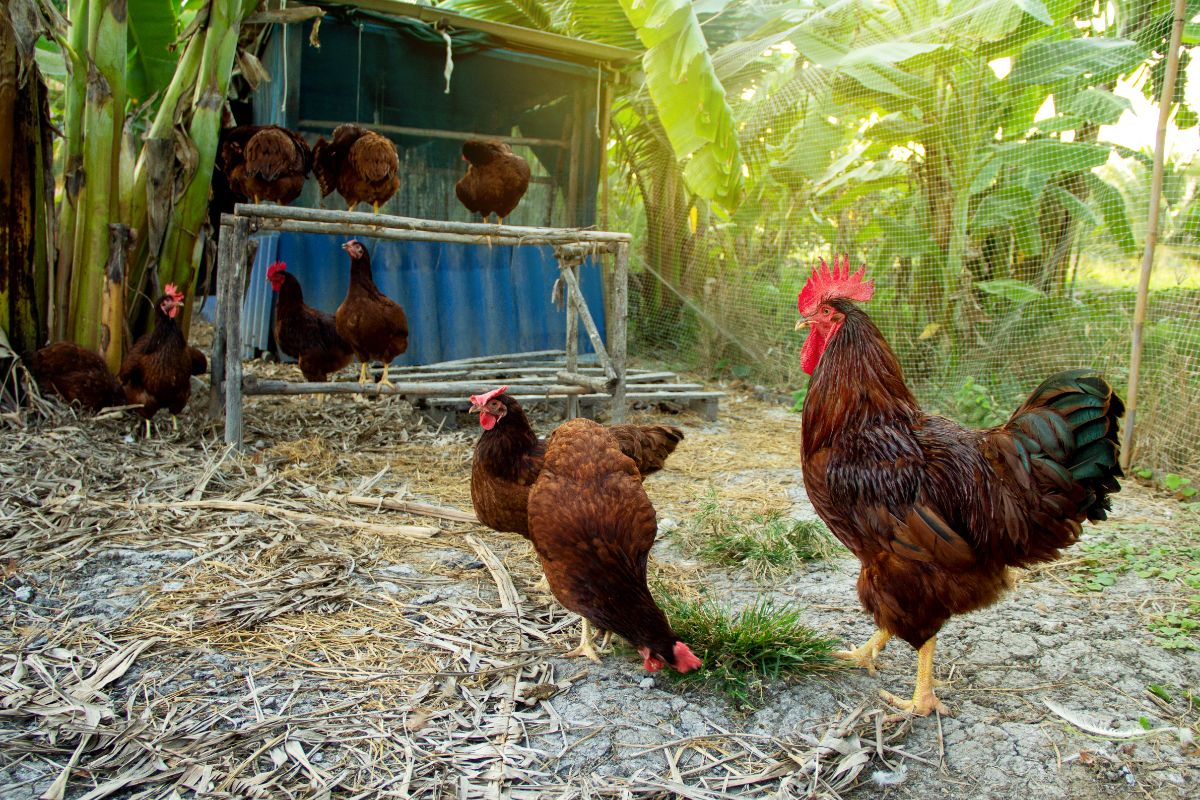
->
[267,261,354,383]
[26,342,125,412]
[455,140,531,224]
[335,240,409,386]
[312,124,400,213]
[526,417,703,671]
[218,125,312,205]
[795,257,1124,716]
[469,385,684,538]
[119,284,200,435]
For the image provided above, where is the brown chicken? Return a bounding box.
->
[26,342,125,412]
[796,257,1124,716]
[218,125,312,205]
[312,124,400,213]
[334,240,409,386]
[526,417,703,671]
[455,140,531,224]
[119,284,197,435]
[267,261,354,382]
[469,385,684,538]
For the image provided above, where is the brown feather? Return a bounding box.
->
[28,343,124,412]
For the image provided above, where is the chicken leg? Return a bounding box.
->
[834,629,891,675]
[377,367,394,388]
[564,618,602,663]
[879,636,950,717]
[357,362,370,385]
[373,202,380,214]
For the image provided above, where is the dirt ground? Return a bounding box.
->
[2,363,1198,799]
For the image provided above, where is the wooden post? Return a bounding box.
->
[223,216,250,448]
[565,91,584,227]
[609,243,629,423]
[564,259,580,420]
[208,217,234,416]
[1121,0,1187,470]
[557,262,614,379]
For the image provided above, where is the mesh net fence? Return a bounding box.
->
[606,0,1200,482]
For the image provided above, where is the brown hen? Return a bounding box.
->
[218,125,311,205]
[119,284,197,435]
[526,417,702,671]
[27,343,125,412]
[334,240,408,385]
[268,261,354,383]
[455,140,531,224]
[469,386,684,539]
[313,124,400,213]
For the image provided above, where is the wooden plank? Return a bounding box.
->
[400,349,564,369]
[237,204,631,244]
[208,220,234,417]
[298,118,568,149]
[557,263,614,379]
[564,261,580,419]
[243,377,591,397]
[609,243,629,423]
[224,217,250,448]
[252,217,622,249]
[556,370,612,393]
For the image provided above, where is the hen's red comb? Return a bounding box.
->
[469,385,508,407]
[796,255,874,317]
[267,261,287,279]
[164,283,184,301]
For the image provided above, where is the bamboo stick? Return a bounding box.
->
[236,204,632,243]
[556,260,614,379]
[556,370,613,393]
[298,118,568,149]
[342,495,479,524]
[1121,0,1187,470]
[243,377,591,397]
[610,243,629,423]
[224,216,249,446]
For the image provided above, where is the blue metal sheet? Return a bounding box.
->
[237,233,606,365]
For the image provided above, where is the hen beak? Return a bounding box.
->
[469,403,482,414]
[795,319,811,331]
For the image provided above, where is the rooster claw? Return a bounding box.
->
[880,689,950,719]
[564,642,602,663]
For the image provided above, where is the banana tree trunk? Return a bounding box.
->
[54,0,89,341]
[0,7,53,356]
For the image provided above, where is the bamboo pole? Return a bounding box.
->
[243,377,592,397]
[609,243,629,423]
[224,216,250,446]
[556,260,615,379]
[298,118,568,149]
[1120,0,1187,470]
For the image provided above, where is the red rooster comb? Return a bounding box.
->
[469,386,508,407]
[267,261,287,280]
[796,255,874,317]
[164,283,184,302]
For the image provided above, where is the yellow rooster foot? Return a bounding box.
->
[531,575,551,594]
[171,415,179,432]
[880,688,950,718]
[564,619,602,663]
[373,202,380,215]
[377,369,394,388]
[357,362,370,385]
[834,629,891,676]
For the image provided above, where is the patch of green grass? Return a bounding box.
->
[676,492,839,576]
[657,591,840,708]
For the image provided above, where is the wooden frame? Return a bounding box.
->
[209,203,635,447]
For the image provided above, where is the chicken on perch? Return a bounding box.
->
[795,256,1124,716]
[334,240,409,386]
[218,124,312,205]
[267,261,354,384]
[527,417,703,671]
[26,342,125,412]
[455,140,531,224]
[312,124,400,213]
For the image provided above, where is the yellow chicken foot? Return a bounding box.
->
[253,195,261,205]
[564,618,602,663]
[373,202,380,214]
[144,419,152,439]
[531,575,551,594]
[172,415,179,432]
[498,217,505,225]
[377,368,394,388]
[880,636,951,717]
[834,629,891,676]
[357,362,370,385]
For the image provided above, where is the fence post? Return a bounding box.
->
[1120,0,1187,470]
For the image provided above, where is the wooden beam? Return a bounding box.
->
[224,217,251,448]
[243,377,591,396]
[609,243,629,423]
[298,119,569,149]
[556,261,614,379]
[236,204,631,244]
[208,220,234,417]
[556,370,613,393]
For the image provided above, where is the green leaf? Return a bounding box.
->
[1012,0,1054,26]
[619,0,744,209]
[1009,37,1143,86]
[839,42,945,67]
[127,0,182,102]
[34,38,67,80]
[1065,87,1133,125]
[1148,684,1173,703]
[1049,185,1099,227]
[992,140,1113,175]
[1084,172,1138,256]
[976,278,1046,303]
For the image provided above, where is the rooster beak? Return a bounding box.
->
[469,403,482,414]
[795,319,811,331]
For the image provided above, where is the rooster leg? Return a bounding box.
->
[564,618,602,663]
[144,419,152,440]
[498,216,505,225]
[373,202,380,215]
[253,195,261,205]
[172,415,179,432]
[879,636,950,717]
[834,629,891,675]
[377,367,394,388]
[357,362,370,385]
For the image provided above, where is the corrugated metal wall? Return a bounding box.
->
[240,233,606,365]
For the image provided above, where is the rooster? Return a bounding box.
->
[795,256,1123,716]
[527,417,703,671]
[313,124,400,214]
[119,284,203,436]
[334,240,409,386]
[26,343,125,412]
[469,385,684,539]
[267,261,354,384]
[455,140,530,224]
[218,125,311,205]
